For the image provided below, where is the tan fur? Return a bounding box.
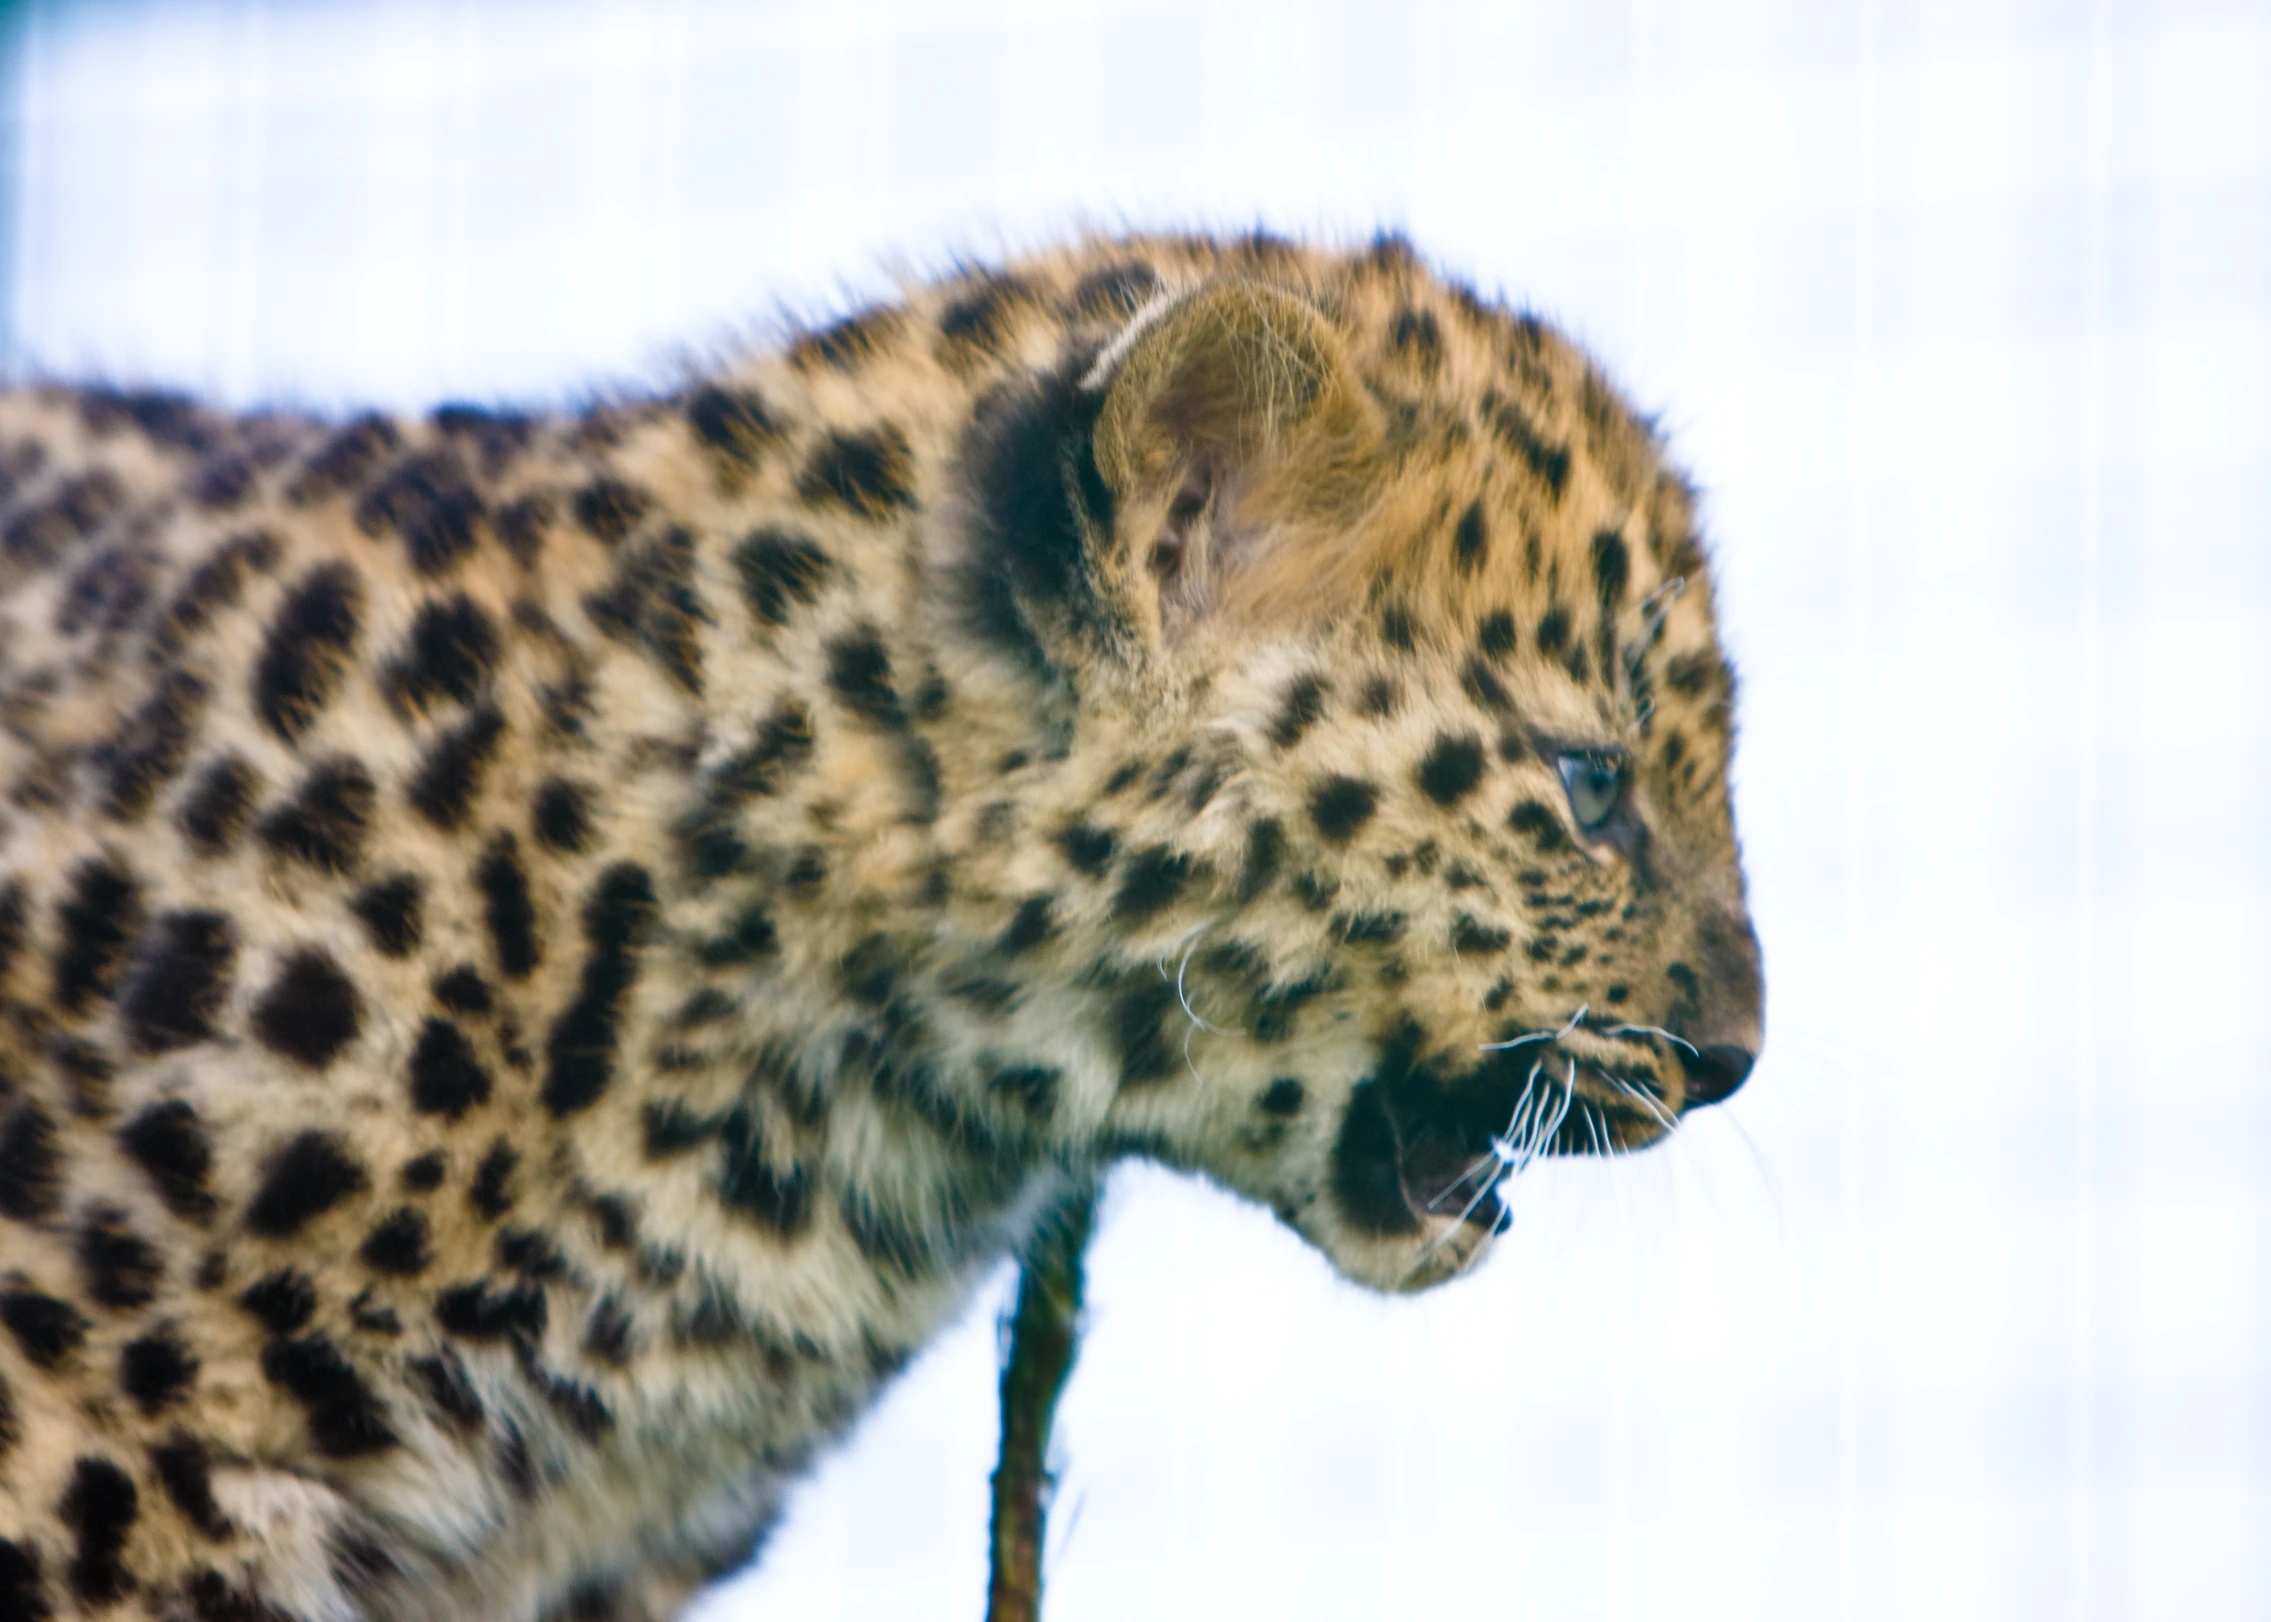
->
[0,232,1758,1621]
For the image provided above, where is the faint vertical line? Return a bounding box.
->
[221,0,266,403]
[437,0,477,394]
[1838,4,1882,1622]
[653,0,689,342]
[2070,1,2112,1618]
[1610,11,1655,1618]
[8,0,46,372]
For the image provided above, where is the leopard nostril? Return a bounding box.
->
[1680,1042,1755,1107]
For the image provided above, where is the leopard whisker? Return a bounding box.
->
[1606,1021,1697,1056]
[1475,1001,1589,1055]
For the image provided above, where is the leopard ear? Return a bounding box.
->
[1088,283,1379,642]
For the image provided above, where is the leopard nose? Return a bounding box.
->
[1680,1043,1755,1107]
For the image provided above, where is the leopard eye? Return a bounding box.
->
[1555,751,1625,833]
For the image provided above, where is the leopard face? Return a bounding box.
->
[957,270,1761,1291]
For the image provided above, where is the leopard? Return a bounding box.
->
[0,230,1762,1621]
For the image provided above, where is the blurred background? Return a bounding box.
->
[3,1,2266,1618]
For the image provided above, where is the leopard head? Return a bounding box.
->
[957,260,1760,1290]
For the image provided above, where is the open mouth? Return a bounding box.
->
[1329,1018,1684,1239]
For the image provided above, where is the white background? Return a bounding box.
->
[6,2,2268,1618]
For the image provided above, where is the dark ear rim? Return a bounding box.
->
[955,350,1117,682]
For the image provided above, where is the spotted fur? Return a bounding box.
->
[0,232,1760,1621]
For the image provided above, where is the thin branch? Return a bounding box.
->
[986,1177,1098,1622]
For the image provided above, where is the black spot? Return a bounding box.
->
[837,933,905,1008]
[0,1104,62,1223]
[476,833,541,982]
[1057,823,1116,876]
[1358,675,1399,717]
[1462,656,1512,714]
[1451,915,1513,955]
[1238,818,1285,903]
[3,466,125,568]
[406,1018,493,1120]
[469,1137,519,1220]
[431,402,534,475]
[411,1348,484,1431]
[1114,845,1193,920]
[494,1227,569,1281]
[957,357,1114,674]
[253,563,361,744]
[1269,674,1331,748]
[584,1296,636,1366]
[999,896,1053,956]
[540,864,656,1118]
[400,1152,446,1193]
[386,595,500,711]
[1484,390,1570,502]
[251,950,362,1070]
[531,778,594,854]
[150,1435,231,1541]
[936,275,1029,367]
[1390,306,1443,370]
[44,1038,113,1117]
[796,426,918,519]
[238,1269,316,1336]
[354,449,484,574]
[1509,799,1570,853]
[95,669,210,821]
[257,757,375,874]
[792,305,898,371]
[686,385,783,474]
[1591,529,1631,607]
[1452,500,1489,574]
[120,1325,198,1414]
[76,1205,163,1309]
[642,1100,715,1160]
[1308,775,1379,843]
[1073,261,1159,315]
[986,1064,1060,1117]
[517,1351,613,1442]
[571,476,650,545]
[431,965,492,1016]
[1259,1077,1305,1117]
[350,874,424,959]
[407,703,505,829]
[434,1279,546,1342]
[1379,600,1416,651]
[697,906,778,968]
[328,1523,401,1600]
[288,413,399,502]
[493,493,553,567]
[1252,968,1335,1043]
[714,702,818,802]
[1536,606,1571,654]
[1477,609,1517,659]
[1330,1082,1423,1237]
[175,755,259,856]
[824,626,906,727]
[583,524,709,695]
[715,1108,812,1236]
[51,854,143,1016]
[1334,910,1407,946]
[1415,733,1486,807]
[0,1540,47,1622]
[246,1132,368,1237]
[262,1333,398,1456]
[115,1101,215,1225]
[59,1455,139,1602]
[731,527,832,628]
[1113,979,1180,1088]
[1,1288,88,1367]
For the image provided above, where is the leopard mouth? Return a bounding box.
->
[1328,1024,1681,1240]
